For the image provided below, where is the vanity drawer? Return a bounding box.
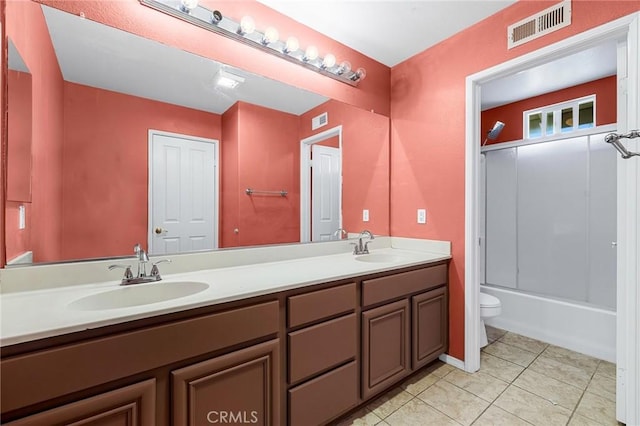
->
[288,313,357,384]
[362,264,447,307]
[289,361,358,426]
[288,282,356,327]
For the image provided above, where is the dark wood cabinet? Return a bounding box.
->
[286,283,358,425]
[5,379,156,426]
[412,286,448,370]
[361,299,411,399]
[172,339,280,426]
[1,261,449,426]
[289,361,358,426]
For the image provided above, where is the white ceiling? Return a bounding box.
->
[256,0,618,109]
[41,5,328,115]
[256,0,517,67]
[481,40,617,110]
[38,2,618,114]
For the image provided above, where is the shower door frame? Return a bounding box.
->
[465,12,640,425]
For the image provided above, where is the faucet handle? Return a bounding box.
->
[363,240,373,254]
[349,242,359,255]
[108,264,133,279]
[150,259,171,278]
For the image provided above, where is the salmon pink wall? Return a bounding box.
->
[5,70,33,262]
[5,202,31,263]
[6,0,64,264]
[221,102,300,247]
[7,70,32,202]
[300,100,390,237]
[62,82,221,261]
[390,1,640,360]
[0,0,5,266]
[37,0,390,116]
[221,103,240,248]
[482,76,617,144]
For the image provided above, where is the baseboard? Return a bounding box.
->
[439,353,465,371]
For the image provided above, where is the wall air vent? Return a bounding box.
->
[312,112,328,130]
[508,0,571,49]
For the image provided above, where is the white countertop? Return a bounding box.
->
[0,239,450,347]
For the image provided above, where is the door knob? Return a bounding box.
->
[155,227,164,235]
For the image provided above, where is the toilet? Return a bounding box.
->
[479,292,502,348]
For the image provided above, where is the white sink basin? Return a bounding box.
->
[68,281,210,310]
[355,253,407,263]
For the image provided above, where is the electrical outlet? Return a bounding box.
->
[363,209,370,222]
[417,209,426,224]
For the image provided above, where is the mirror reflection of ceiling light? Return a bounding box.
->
[216,69,245,89]
[139,0,367,86]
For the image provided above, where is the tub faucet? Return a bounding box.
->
[109,243,170,285]
[353,230,374,255]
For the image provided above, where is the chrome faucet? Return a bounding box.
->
[353,230,374,255]
[333,228,348,240]
[109,243,171,285]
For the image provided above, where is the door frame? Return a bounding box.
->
[147,129,220,253]
[465,13,639,424]
[300,125,343,242]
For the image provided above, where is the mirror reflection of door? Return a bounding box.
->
[311,144,341,241]
[148,130,219,255]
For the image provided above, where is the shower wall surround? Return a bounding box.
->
[482,129,617,309]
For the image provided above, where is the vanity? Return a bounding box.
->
[0,240,450,425]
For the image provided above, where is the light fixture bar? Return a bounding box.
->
[139,0,366,87]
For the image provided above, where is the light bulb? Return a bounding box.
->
[238,16,255,35]
[284,36,299,53]
[337,61,351,75]
[211,10,222,24]
[353,67,367,82]
[304,45,319,62]
[179,0,198,12]
[322,53,336,69]
[262,26,279,45]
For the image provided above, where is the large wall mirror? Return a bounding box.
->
[3,1,390,267]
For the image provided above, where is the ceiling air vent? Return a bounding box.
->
[312,112,328,130]
[508,0,571,49]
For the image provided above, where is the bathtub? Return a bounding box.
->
[481,285,615,362]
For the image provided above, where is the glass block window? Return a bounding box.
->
[524,95,596,139]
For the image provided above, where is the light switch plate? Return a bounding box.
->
[363,209,370,222]
[417,209,426,224]
[18,205,26,229]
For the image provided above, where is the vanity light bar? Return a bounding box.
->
[139,0,367,87]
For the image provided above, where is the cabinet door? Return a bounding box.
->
[361,299,410,399]
[413,286,448,370]
[6,379,155,426]
[172,339,279,426]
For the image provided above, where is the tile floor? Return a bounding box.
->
[335,326,619,426]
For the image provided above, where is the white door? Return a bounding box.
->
[149,131,218,255]
[311,144,341,241]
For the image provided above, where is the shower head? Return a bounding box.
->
[487,121,505,140]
